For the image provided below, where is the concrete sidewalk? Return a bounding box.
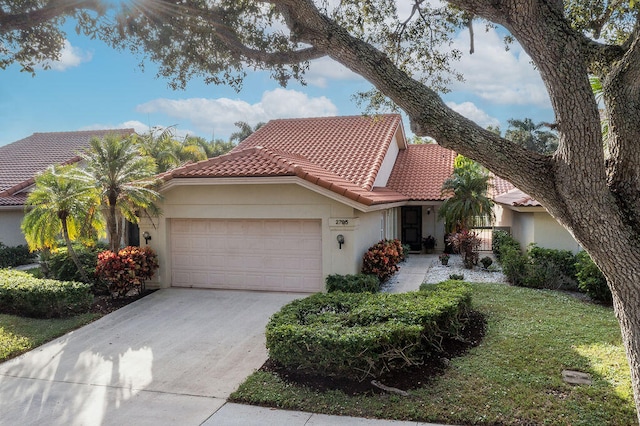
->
[203,402,450,425]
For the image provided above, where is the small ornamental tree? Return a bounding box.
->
[447,230,482,269]
[96,246,159,298]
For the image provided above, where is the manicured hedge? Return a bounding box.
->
[266,280,472,379]
[325,274,380,293]
[44,244,105,283]
[0,243,35,268]
[575,251,612,304]
[0,269,93,318]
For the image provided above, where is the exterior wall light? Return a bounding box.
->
[142,231,152,245]
[337,234,345,249]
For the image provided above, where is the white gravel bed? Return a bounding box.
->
[422,254,507,284]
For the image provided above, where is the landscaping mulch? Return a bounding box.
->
[90,289,156,315]
[259,310,486,396]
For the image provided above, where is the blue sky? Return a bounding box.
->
[0,21,554,147]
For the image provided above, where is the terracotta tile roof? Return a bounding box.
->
[491,175,516,198]
[164,145,407,206]
[0,193,27,207]
[163,115,408,206]
[234,114,403,191]
[0,129,135,199]
[386,144,456,201]
[494,188,542,207]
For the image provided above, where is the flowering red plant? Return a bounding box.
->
[96,246,159,297]
[361,239,403,282]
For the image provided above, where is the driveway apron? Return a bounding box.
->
[0,288,302,426]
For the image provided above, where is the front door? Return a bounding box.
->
[401,206,422,251]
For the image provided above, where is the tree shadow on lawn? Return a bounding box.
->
[259,310,487,396]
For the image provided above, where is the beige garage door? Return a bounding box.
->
[171,219,323,292]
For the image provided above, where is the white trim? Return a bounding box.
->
[161,176,409,213]
[495,203,546,213]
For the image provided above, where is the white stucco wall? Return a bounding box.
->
[493,204,513,228]
[0,209,27,247]
[143,182,379,288]
[499,208,581,253]
[373,132,401,187]
[510,211,535,251]
[533,212,582,252]
[352,210,387,272]
[424,205,446,251]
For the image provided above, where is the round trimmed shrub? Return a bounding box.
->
[266,281,472,379]
[575,251,612,304]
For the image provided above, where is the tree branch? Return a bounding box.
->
[0,0,104,34]
[271,0,554,197]
[148,0,326,67]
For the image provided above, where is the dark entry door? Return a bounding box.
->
[401,206,422,251]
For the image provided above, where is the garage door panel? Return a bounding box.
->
[171,219,322,292]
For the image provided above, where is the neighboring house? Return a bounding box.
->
[143,115,456,292]
[494,187,582,253]
[0,129,135,247]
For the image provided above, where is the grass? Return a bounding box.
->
[0,267,99,362]
[230,283,637,425]
[0,312,99,362]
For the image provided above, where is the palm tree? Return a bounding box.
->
[134,127,182,173]
[183,136,235,159]
[21,165,102,282]
[79,134,160,252]
[439,156,494,233]
[230,121,265,143]
[505,118,558,154]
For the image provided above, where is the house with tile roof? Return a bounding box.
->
[494,187,581,253]
[141,114,456,292]
[0,129,135,247]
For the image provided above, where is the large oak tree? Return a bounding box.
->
[5,0,640,419]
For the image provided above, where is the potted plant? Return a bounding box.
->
[422,235,436,254]
[439,253,450,266]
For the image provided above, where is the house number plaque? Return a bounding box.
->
[335,219,350,225]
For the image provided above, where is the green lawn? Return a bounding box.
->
[231,283,637,425]
[0,312,99,362]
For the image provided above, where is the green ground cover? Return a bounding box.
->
[0,313,98,362]
[231,283,636,425]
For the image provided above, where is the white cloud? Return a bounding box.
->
[136,88,338,137]
[451,28,550,108]
[80,121,195,140]
[446,101,500,128]
[305,57,363,87]
[43,40,92,71]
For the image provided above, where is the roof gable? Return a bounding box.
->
[0,129,135,198]
[234,114,404,191]
[163,115,408,207]
[386,144,456,201]
[164,145,407,206]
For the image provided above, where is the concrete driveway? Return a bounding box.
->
[0,288,302,426]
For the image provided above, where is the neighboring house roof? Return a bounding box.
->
[163,115,410,206]
[0,129,135,206]
[491,175,515,198]
[386,144,456,201]
[494,187,542,207]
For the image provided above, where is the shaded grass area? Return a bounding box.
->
[0,313,99,362]
[231,283,637,425]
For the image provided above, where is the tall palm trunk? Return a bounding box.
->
[60,216,90,283]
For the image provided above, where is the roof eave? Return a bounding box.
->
[160,176,410,212]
